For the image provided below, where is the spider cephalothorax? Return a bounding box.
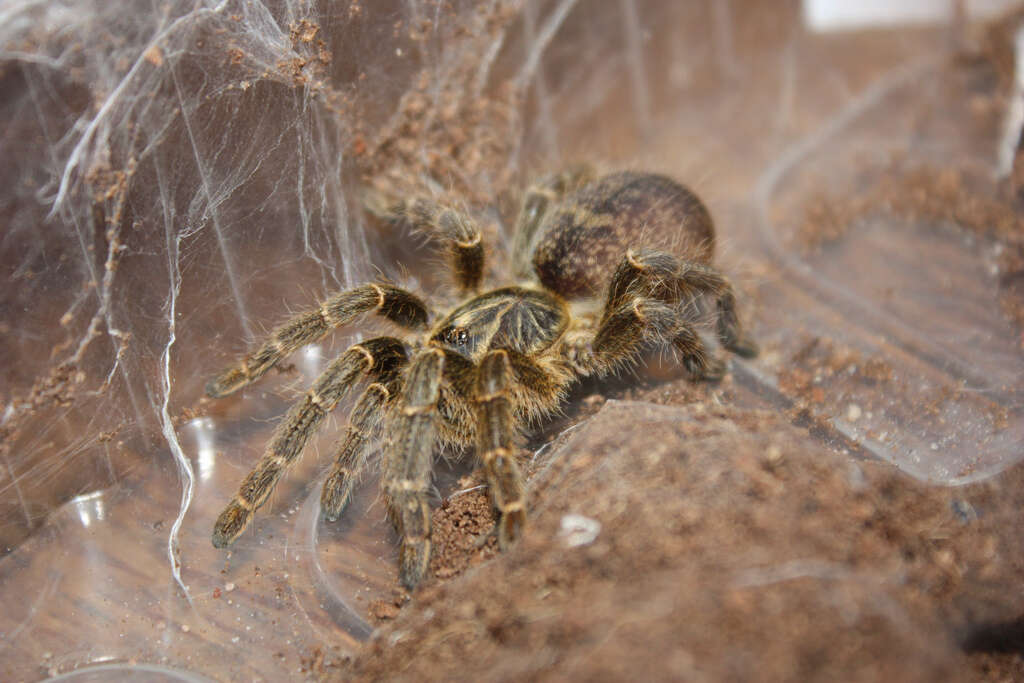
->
[207,170,757,589]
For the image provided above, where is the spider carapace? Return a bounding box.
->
[207,170,757,589]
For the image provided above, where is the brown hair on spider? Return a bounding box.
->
[206,168,757,590]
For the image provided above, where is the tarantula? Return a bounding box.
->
[207,169,757,589]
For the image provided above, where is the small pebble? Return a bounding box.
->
[225,582,236,592]
[951,499,977,524]
[559,514,601,547]
[846,403,862,422]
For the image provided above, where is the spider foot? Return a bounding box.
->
[206,367,249,399]
[212,499,252,548]
[497,505,526,550]
[399,537,431,590]
[725,333,759,358]
[320,470,355,522]
[685,355,727,382]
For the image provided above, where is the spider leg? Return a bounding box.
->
[383,347,445,590]
[672,322,727,381]
[366,195,485,292]
[510,164,595,278]
[476,350,527,548]
[320,374,401,522]
[557,284,719,381]
[602,248,758,358]
[587,296,719,379]
[212,337,407,548]
[678,262,758,357]
[207,284,428,398]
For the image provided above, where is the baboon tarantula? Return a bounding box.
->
[208,169,757,589]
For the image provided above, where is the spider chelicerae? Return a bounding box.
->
[207,169,758,589]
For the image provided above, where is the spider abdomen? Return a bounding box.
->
[531,172,715,299]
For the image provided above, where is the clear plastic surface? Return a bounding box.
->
[1,1,1022,680]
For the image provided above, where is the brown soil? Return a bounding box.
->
[795,160,1024,335]
[294,396,1024,682]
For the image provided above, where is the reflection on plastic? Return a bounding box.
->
[46,663,214,682]
[69,491,106,529]
[186,418,217,484]
[299,344,326,381]
[803,0,1019,32]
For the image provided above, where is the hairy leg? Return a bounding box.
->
[601,248,758,358]
[211,337,407,547]
[383,347,445,589]
[207,284,427,398]
[320,374,401,522]
[366,194,485,292]
[587,296,720,379]
[475,350,527,548]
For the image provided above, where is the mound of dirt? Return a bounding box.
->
[331,400,1024,681]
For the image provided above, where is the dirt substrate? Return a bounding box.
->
[322,398,1024,682]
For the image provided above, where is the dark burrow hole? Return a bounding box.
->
[961,616,1024,656]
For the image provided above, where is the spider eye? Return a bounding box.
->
[444,326,469,346]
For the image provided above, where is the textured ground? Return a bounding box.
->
[302,378,1024,682]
